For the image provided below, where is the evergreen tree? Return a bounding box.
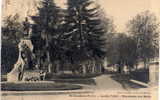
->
[64,0,107,64]
[31,0,64,72]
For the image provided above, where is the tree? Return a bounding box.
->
[64,0,107,68]
[31,0,64,72]
[99,9,115,35]
[127,11,159,68]
[106,33,138,73]
[2,14,23,74]
[2,14,23,45]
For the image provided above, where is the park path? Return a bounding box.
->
[82,73,146,90]
[83,74,125,90]
[93,74,124,90]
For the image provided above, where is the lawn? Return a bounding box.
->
[130,68,149,83]
[46,73,101,79]
[1,81,82,91]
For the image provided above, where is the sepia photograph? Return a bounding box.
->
[1,0,160,100]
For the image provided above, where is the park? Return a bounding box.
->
[1,0,159,99]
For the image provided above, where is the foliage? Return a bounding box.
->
[1,14,23,74]
[31,0,65,70]
[127,11,159,63]
[63,0,107,64]
[1,42,19,74]
[106,33,138,68]
[2,14,24,44]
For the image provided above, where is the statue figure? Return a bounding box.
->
[7,39,34,82]
[23,17,32,37]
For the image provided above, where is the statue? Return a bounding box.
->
[7,39,34,82]
[23,17,32,37]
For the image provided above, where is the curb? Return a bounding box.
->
[130,79,149,87]
[1,90,93,96]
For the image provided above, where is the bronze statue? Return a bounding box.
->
[23,17,32,37]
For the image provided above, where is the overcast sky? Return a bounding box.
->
[56,0,160,32]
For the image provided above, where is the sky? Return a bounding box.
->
[55,0,160,32]
[3,0,159,32]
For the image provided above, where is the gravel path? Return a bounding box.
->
[92,75,124,90]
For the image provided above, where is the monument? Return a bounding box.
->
[7,39,34,82]
[7,17,35,82]
[23,17,32,37]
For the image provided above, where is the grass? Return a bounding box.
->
[110,73,147,89]
[45,73,100,85]
[130,68,149,83]
[1,81,82,91]
[49,78,96,85]
[46,73,101,79]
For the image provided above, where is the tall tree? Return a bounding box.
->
[64,0,107,66]
[2,14,23,45]
[127,11,159,68]
[2,14,23,74]
[31,0,64,72]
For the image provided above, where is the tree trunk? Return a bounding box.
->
[118,63,124,74]
[135,64,138,70]
[103,57,107,68]
[118,66,121,73]
[128,65,131,74]
[47,51,52,73]
[37,57,41,69]
[99,63,102,73]
[56,62,60,73]
[92,61,95,73]
[54,61,59,73]
[48,64,52,73]
[45,34,52,73]
[83,64,86,74]
[144,59,148,69]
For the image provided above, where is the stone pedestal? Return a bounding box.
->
[7,38,34,82]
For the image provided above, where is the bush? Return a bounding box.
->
[1,42,18,74]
